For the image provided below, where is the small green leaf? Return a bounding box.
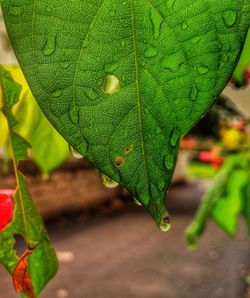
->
[2,1,250,228]
[0,66,58,297]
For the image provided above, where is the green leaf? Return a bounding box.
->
[0,65,58,297]
[233,27,250,85]
[2,1,250,229]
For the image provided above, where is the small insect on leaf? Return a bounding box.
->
[12,249,36,298]
[0,189,15,232]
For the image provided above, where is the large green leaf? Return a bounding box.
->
[2,1,250,229]
[0,66,58,297]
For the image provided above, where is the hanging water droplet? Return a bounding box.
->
[84,88,98,100]
[196,65,209,75]
[160,212,171,232]
[166,0,175,9]
[164,154,174,170]
[182,21,188,30]
[157,180,166,191]
[69,109,79,124]
[61,62,70,69]
[144,46,158,58]
[170,127,181,147]
[150,11,163,39]
[189,85,198,102]
[103,75,120,95]
[133,198,142,206]
[69,145,83,159]
[9,6,24,17]
[161,52,185,72]
[42,33,57,56]
[52,89,63,97]
[222,10,238,27]
[100,172,119,188]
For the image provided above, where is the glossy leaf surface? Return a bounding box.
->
[2,0,250,228]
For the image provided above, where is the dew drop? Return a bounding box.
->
[170,127,181,147]
[144,46,158,58]
[100,172,119,189]
[69,145,83,159]
[42,33,57,56]
[69,109,79,124]
[182,21,188,30]
[9,6,24,17]
[157,180,166,191]
[196,65,209,75]
[161,52,185,72]
[164,154,174,170]
[166,0,175,9]
[160,212,171,232]
[61,62,70,69]
[84,88,98,101]
[150,11,163,39]
[133,198,142,206]
[52,89,63,97]
[115,156,124,167]
[222,10,238,27]
[189,85,198,102]
[103,75,120,95]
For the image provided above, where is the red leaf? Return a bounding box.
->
[12,249,36,298]
[0,189,15,232]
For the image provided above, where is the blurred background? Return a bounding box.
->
[0,9,250,298]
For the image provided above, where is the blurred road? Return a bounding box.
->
[0,181,249,298]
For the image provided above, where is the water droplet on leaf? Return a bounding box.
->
[160,212,171,232]
[69,145,83,159]
[222,10,238,27]
[164,154,174,170]
[196,65,209,75]
[115,156,124,167]
[103,75,120,95]
[42,33,57,56]
[52,89,63,97]
[150,11,163,39]
[161,52,185,72]
[9,6,24,17]
[144,46,158,58]
[170,127,181,147]
[100,172,119,188]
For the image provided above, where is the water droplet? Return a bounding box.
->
[69,109,79,124]
[164,154,174,170]
[133,198,142,206]
[160,212,171,232]
[115,156,124,167]
[84,88,98,101]
[166,0,175,9]
[182,21,188,30]
[189,85,198,102]
[191,36,201,44]
[52,89,63,97]
[105,62,119,73]
[9,6,24,17]
[196,65,209,75]
[100,172,119,188]
[42,33,57,56]
[69,145,83,159]
[150,11,163,39]
[222,10,237,27]
[157,180,166,191]
[103,75,120,95]
[170,127,181,147]
[61,62,70,69]
[144,46,158,58]
[161,52,185,72]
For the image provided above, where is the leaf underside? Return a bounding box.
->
[2,0,250,229]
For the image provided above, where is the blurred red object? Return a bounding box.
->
[180,137,197,150]
[0,189,15,232]
[244,65,250,84]
[199,148,223,169]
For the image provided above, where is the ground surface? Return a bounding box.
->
[0,181,249,298]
